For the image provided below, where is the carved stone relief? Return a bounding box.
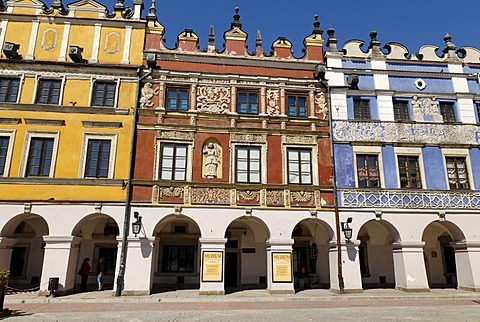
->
[266,190,284,206]
[191,187,230,204]
[231,133,267,143]
[266,89,280,116]
[291,191,313,203]
[412,95,443,122]
[314,92,328,120]
[202,141,221,178]
[139,83,159,108]
[238,190,260,202]
[41,29,57,51]
[157,130,195,141]
[196,86,230,113]
[105,32,121,54]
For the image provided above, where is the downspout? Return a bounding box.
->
[115,66,152,297]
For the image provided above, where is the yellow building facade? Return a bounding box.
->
[0,0,146,294]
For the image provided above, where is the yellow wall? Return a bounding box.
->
[34,23,64,61]
[69,25,96,61]
[62,79,91,107]
[129,28,145,64]
[3,21,32,59]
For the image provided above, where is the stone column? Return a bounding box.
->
[199,238,227,295]
[0,237,17,270]
[266,238,294,294]
[40,236,81,295]
[328,240,363,293]
[453,241,480,292]
[392,241,430,292]
[122,236,155,296]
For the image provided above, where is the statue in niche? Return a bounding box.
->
[203,142,221,178]
[139,83,158,108]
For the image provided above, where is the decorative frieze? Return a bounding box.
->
[340,189,480,209]
[196,86,230,113]
[230,133,267,143]
[191,187,230,204]
[266,89,280,116]
[282,135,316,145]
[333,121,480,145]
[157,130,195,141]
[139,83,159,109]
[314,92,328,120]
[266,190,284,206]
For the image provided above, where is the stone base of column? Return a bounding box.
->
[199,290,225,295]
[121,290,150,296]
[267,289,295,295]
[329,288,363,294]
[458,286,480,292]
[396,286,430,293]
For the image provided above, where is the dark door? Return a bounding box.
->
[225,252,237,287]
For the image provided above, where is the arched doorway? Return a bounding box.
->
[1,213,49,290]
[357,220,399,289]
[72,214,119,292]
[422,221,464,289]
[291,219,333,290]
[224,217,269,292]
[151,215,201,293]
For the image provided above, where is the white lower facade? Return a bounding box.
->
[1,204,480,295]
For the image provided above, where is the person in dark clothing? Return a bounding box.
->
[79,258,90,292]
[97,257,105,291]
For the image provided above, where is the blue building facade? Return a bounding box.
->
[325,29,480,292]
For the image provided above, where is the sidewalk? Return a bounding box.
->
[5,288,480,304]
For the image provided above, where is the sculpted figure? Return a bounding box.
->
[139,83,158,108]
[203,142,220,178]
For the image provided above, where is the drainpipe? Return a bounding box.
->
[115,66,152,297]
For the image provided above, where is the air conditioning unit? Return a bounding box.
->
[68,45,84,63]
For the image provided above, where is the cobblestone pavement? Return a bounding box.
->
[3,289,480,321]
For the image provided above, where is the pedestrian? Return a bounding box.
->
[97,257,105,291]
[78,258,90,292]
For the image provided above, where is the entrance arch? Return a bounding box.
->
[422,221,465,289]
[151,214,202,293]
[1,213,49,289]
[291,218,333,289]
[224,216,270,292]
[357,220,400,289]
[71,213,119,292]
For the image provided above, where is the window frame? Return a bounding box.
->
[0,130,15,177]
[158,142,189,181]
[394,147,426,189]
[80,134,117,179]
[161,245,196,273]
[353,146,384,188]
[90,81,117,107]
[286,147,313,185]
[21,131,60,178]
[34,77,64,105]
[356,154,381,188]
[353,98,371,120]
[235,145,261,184]
[286,94,308,118]
[0,77,21,103]
[476,102,480,124]
[442,148,474,190]
[236,90,259,115]
[393,98,410,121]
[165,86,189,111]
[439,101,457,123]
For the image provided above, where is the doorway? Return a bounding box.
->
[225,252,238,288]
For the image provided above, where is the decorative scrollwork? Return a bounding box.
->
[291,191,313,203]
[314,92,328,120]
[238,190,260,202]
[196,86,230,114]
[191,187,230,204]
[266,89,280,116]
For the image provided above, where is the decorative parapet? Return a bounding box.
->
[333,120,480,145]
[340,189,480,209]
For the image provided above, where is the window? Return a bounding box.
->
[26,137,54,177]
[440,102,456,123]
[356,154,380,188]
[476,102,480,124]
[92,81,116,107]
[398,155,422,188]
[236,146,261,183]
[96,247,117,274]
[36,79,61,104]
[446,157,469,189]
[162,245,195,273]
[166,88,188,111]
[393,99,410,121]
[287,148,312,184]
[237,92,258,114]
[84,139,111,178]
[0,78,20,102]
[353,98,370,120]
[0,136,10,176]
[160,143,187,181]
[287,95,307,118]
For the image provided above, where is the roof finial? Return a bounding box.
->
[442,33,456,53]
[208,25,215,46]
[326,26,338,53]
[368,29,382,56]
[147,0,156,18]
[231,7,242,29]
[312,14,323,35]
[256,29,262,48]
[113,0,125,10]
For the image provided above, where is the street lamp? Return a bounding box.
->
[341,217,353,241]
[132,212,142,237]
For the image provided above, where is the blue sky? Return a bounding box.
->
[106,0,479,57]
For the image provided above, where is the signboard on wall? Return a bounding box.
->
[272,252,292,283]
[201,251,223,282]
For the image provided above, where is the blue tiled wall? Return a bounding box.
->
[347,96,378,119]
[343,60,371,69]
[389,76,453,93]
[334,144,355,188]
[422,146,447,190]
[381,145,398,188]
[469,148,480,190]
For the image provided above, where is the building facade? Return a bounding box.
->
[122,10,336,295]
[0,0,146,294]
[326,29,480,292]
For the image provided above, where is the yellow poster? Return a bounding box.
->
[272,252,292,283]
[202,251,223,282]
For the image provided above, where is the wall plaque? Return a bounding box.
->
[202,251,223,282]
[272,252,292,283]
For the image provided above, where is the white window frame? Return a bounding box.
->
[0,75,24,104]
[394,147,426,189]
[441,148,474,190]
[79,133,117,179]
[352,146,385,188]
[155,140,193,182]
[89,77,120,108]
[20,131,60,178]
[0,130,16,177]
[282,138,319,185]
[32,75,66,106]
[231,144,265,184]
